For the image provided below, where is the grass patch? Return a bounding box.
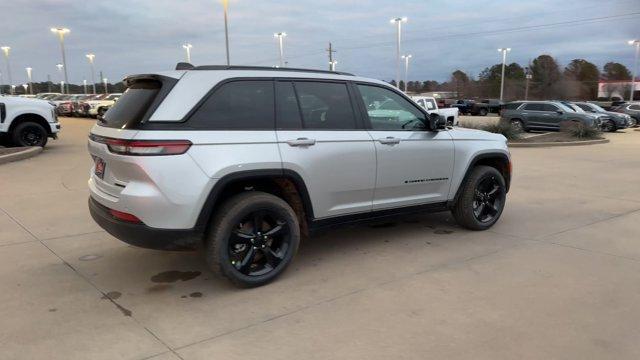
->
[559,121,602,140]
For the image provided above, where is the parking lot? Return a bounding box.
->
[2,116,640,359]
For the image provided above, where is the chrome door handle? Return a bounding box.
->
[286,137,316,146]
[378,137,401,145]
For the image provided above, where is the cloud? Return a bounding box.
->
[0,0,638,86]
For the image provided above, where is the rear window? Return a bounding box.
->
[503,102,522,110]
[101,80,161,129]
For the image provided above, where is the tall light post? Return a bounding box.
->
[329,60,337,72]
[1,46,12,94]
[182,43,193,63]
[85,53,97,94]
[401,54,412,92]
[0,71,3,94]
[274,32,287,68]
[21,84,28,94]
[628,40,640,101]
[103,78,108,94]
[51,28,70,94]
[222,0,230,65]
[56,63,64,94]
[390,17,407,89]
[497,47,511,102]
[83,79,87,94]
[25,67,33,95]
[524,67,532,100]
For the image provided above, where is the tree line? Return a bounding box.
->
[393,54,634,101]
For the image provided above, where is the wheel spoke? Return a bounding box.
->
[263,247,284,268]
[264,221,286,237]
[487,203,499,215]
[476,203,486,217]
[235,247,256,274]
[230,230,253,245]
[487,185,500,198]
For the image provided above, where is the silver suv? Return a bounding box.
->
[87,65,511,287]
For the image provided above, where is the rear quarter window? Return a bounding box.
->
[102,80,161,129]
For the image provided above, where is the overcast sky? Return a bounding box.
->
[1,0,639,85]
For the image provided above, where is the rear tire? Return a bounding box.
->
[510,119,525,133]
[204,191,300,288]
[602,120,616,132]
[452,166,506,231]
[11,121,48,147]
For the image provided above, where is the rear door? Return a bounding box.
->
[520,103,545,127]
[539,103,563,129]
[354,83,454,210]
[275,80,376,219]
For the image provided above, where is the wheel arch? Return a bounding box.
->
[450,152,511,207]
[196,169,314,236]
[8,113,52,135]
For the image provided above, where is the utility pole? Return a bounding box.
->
[99,71,104,93]
[524,67,532,100]
[326,42,336,71]
[47,74,52,92]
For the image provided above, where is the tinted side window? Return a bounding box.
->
[293,82,357,130]
[629,105,640,110]
[504,102,522,110]
[275,81,302,129]
[542,104,559,112]
[187,80,274,130]
[357,84,426,130]
[523,103,544,111]
[102,80,160,129]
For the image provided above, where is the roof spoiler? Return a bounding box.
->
[176,62,195,70]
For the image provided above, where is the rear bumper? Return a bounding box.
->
[88,197,202,251]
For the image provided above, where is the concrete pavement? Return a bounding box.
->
[1,117,640,359]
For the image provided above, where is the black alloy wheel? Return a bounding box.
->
[12,122,48,147]
[228,210,290,277]
[602,120,615,132]
[472,176,504,223]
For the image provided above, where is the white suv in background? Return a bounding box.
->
[0,95,60,147]
[87,65,511,287]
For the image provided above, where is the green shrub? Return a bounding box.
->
[559,121,601,139]
[481,122,522,140]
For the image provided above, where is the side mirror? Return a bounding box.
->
[427,113,447,131]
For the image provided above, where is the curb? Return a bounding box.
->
[508,138,609,148]
[0,146,43,165]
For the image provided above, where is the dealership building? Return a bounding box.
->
[597,79,640,100]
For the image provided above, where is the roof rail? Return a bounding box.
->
[174,63,354,76]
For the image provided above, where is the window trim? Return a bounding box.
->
[352,81,429,131]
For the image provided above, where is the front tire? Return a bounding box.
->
[452,166,506,230]
[11,121,48,147]
[205,192,300,288]
[479,108,488,116]
[602,120,616,132]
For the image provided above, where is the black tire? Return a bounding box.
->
[479,108,488,116]
[510,119,526,133]
[204,191,300,288]
[602,120,616,132]
[11,121,48,147]
[452,165,506,231]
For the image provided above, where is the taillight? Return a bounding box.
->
[90,134,191,156]
[109,209,142,223]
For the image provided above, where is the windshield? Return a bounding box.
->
[589,103,606,112]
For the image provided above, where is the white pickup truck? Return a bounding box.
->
[0,95,60,147]
[411,96,459,126]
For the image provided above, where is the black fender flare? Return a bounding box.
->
[449,152,511,208]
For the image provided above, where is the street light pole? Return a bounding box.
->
[51,28,70,94]
[103,78,108,94]
[222,0,230,65]
[498,48,511,102]
[1,46,12,94]
[274,32,286,68]
[83,79,87,94]
[182,43,193,63]
[524,67,532,100]
[329,60,337,71]
[628,40,640,101]
[401,54,412,92]
[56,63,64,94]
[25,67,33,94]
[86,53,97,94]
[390,17,407,89]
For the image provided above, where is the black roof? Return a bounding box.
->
[175,62,354,76]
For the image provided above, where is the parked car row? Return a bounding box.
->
[35,92,122,118]
[500,100,637,132]
[450,99,502,116]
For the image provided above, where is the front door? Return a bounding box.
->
[354,83,454,210]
